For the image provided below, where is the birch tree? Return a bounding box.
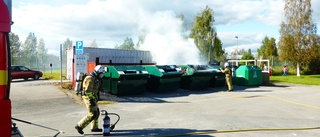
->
[190,6,216,62]
[278,0,318,76]
[37,38,48,68]
[21,32,37,67]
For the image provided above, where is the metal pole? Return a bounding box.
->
[60,44,62,88]
[209,32,212,64]
[209,37,212,64]
[236,37,238,59]
[235,36,238,60]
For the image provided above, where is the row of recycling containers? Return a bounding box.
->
[101,65,263,96]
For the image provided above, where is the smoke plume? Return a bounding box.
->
[138,10,205,65]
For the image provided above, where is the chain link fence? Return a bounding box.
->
[259,57,320,75]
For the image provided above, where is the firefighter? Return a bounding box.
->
[220,62,234,92]
[75,65,106,134]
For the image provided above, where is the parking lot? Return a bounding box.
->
[10,80,320,137]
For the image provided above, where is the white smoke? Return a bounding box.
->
[137,10,205,65]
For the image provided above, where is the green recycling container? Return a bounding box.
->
[101,66,149,96]
[179,65,212,90]
[236,65,262,86]
[144,65,183,92]
[207,65,226,87]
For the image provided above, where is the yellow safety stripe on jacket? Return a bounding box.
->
[85,92,96,99]
[0,70,8,85]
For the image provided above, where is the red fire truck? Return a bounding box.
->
[0,0,12,136]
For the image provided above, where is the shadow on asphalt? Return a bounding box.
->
[84,128,215,137]
[99,87,221,103]
[99,84,282,103]
[11,78,48,83]
[233,86,273,92]
[268,84,290,87]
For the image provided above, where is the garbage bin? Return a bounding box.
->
[262,72,270,85]
[144,65,183,92]
[101,65,149,96]
[179,65,212,90]
[207,65,226,87]
[236,65,262,86]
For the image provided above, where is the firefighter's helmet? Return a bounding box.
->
[94,65,105,74]
[94,65,107,78]
[224,62,229,68]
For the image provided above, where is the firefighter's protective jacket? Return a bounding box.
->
[220,67,231,77]
[82,75,100,100]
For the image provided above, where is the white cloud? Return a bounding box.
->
[211,0,283,26]
[312,0,320,26]
[257,0,285,26]
[219,31,265,54]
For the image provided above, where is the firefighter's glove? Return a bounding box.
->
[90,99,97,106]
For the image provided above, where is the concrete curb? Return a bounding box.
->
[66,90,84,105]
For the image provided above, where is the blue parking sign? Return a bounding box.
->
[76,41,83,54]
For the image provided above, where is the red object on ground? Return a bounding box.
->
[269,70,273,76]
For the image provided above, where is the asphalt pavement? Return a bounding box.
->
[10,79,320,137]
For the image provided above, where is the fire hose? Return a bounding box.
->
[12,118,64,137]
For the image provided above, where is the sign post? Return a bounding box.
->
[49,63,52,76]
[60,44,62,88]
[76,41,83,55]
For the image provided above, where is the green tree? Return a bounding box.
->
[258,36,278,66]
[308,37,320,74]
[62,38,73,64]
[212,36,225,62]
[241,49,255,60]
[278,0,318,76]
[318,40,320,55]
[46,54,61,70]
[241,53,255,60]
[190,5,216,62]
[230,50,237,60]
[90,39,98,48]
[240,49,255,65]
[117,37,135,50]
[232,49,246,59]
[37,38,48,68]
[9,32,21,65]
[21,32,37,67]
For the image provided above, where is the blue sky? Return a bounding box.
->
[11,0,320,57]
